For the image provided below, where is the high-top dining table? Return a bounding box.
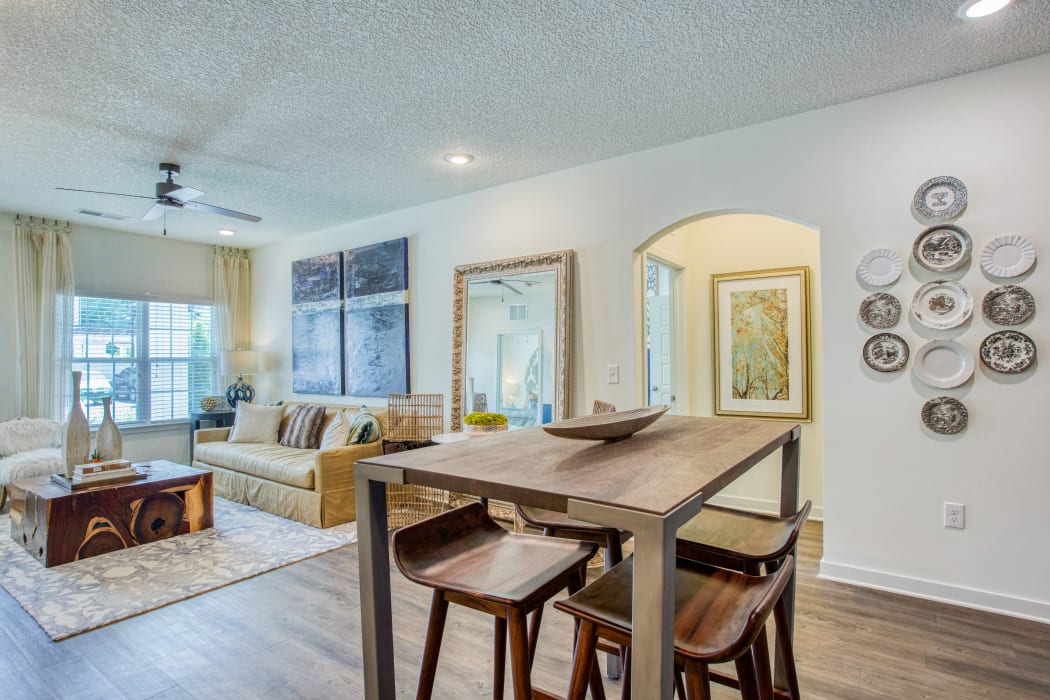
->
[354,414,801,699]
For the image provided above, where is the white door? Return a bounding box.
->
[649,293,674,407]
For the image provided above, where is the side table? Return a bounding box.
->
[189,410,235,458]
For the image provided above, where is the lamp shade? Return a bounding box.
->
[222,350,259,376]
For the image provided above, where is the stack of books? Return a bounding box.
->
[73,459,136,484]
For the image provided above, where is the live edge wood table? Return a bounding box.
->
[355,415,801,699]
[8,460,213,567]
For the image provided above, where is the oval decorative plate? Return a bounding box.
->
[862,333,909,372]
[982,285,1035,326]
[912,339,975,388]
[979,330,1036,373]
[859,292,902,329]
[910,280,973,329]
[921,397,968,435]
[980,235,1037,278]
[912,224,972,273]
[912,175,968,223]
[857,248,903,286]
[542,405,670,442]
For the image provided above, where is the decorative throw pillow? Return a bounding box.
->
[319,410,353,450]
[348,406,382,444]
[279,404,327,449]
[228,403,284,444]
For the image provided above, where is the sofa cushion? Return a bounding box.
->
[229,403,284,444]
[348,406,382,444]
[194,442,316,489]
[0,448,64,486]
[0,418,62,458]
[319,410,351,449]
[280,404,326,449]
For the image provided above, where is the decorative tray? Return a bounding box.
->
[981,235,1037,278]
[982,285,1035,326]
[979,330,1036,374]
[912,224,972,273]
[912,175,968,223]
[912,339,974,389]
[859,292,902,329]
[921,397,968,435]
[542,405,670,442]
[856,248,903,287]
[862,333,909,372]
[911,280,973,329]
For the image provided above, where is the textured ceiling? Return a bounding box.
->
[1,1,1048,247]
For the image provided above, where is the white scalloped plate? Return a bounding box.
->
[980,235,1036,278]
[913,339,975,389]
[911,280,973,330]
[857,248,903,286]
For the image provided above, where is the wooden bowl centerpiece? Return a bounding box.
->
[542,405,670,442]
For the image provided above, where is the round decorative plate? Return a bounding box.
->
[980,235,1037,278]
[910,280,973,329]
[857,248,903,286]
[859,293,902,329]
[862,333,909,372]
[982,285,1035,326]
[912,339,975,388]
[921,397,968,435]
[912,224,972,273]
[979,330,1036,373]
[912,175,968,223]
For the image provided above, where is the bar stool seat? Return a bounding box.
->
[393,502,601,699]
[675,501,813,570]
[555,555,797,700]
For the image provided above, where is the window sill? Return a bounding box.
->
[91,421,187,436]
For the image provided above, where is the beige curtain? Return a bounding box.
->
[13,215,76,420]
[213,246,252,388]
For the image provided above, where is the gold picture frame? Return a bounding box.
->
[712,266,811,420]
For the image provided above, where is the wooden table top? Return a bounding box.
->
[359,415,798,516]
[14,460,207,500]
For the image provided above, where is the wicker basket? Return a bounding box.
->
[383,394,449,530]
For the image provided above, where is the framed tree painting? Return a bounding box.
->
[712,267,811,420]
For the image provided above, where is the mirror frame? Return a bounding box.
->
[451,249,574,431]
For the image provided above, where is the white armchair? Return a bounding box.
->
[0,418,64,509]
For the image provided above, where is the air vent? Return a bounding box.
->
[509,304,527,321]
[77,209,129,221]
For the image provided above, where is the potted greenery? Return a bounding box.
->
[462,412,508,435]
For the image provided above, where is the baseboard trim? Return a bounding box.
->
[819,560,1050,625]
[706,494,823,521]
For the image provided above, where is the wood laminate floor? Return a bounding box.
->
[1,522,1048,699]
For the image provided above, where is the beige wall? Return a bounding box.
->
[645,214,823,517]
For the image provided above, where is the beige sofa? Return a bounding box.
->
[192,402,387,528]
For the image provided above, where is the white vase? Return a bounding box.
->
[64,371,90,477]
[96,396,123,460]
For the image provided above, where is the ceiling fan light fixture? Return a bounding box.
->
[218,228,236,237]
[957,0,1011,18]
[444,152,475,165]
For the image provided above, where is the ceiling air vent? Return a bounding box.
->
[509,304,527,321]
[77,209,129,221]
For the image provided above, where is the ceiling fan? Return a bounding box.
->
[488,278,541,295]
[57,163,261,232]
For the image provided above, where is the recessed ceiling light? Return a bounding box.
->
[218,229,236,237]
[444,153,475,165]
[958,0,1011,18]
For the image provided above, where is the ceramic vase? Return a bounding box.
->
[64,371,90,477]
[96,396,123,460]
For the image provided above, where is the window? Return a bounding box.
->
[72,296,214,427]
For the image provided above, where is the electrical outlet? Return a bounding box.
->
[944,502,965,529]
[607,364,620,384]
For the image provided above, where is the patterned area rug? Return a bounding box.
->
[0,498,356,640]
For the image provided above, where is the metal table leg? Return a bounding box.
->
[775,426,802,691]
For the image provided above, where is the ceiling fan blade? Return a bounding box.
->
[180,200,261,222]
[166,186,204,202]
[500,280,525,295]
[56,187,155,200]
[142,203,167,221]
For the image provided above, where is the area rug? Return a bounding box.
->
[0,498,356,640]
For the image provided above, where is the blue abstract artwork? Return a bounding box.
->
[291,308,343,395]
[344,238,408,298]
[344,304,409,396]
[292,252,342,305]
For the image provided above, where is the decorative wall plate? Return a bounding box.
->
[980,235,1037,278]
[910,280,973,329]
[982,285,1035,326]
[859,293,902,329]
[921,397,968,435]
[862,333,909,372]
[912,339,974,388]
[912,225,972,273]
[912,175,968,223]
[979,330,1036,373]
[857,248,903,286]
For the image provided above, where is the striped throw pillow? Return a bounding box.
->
[348,406,382,444]
[279,405,327,449]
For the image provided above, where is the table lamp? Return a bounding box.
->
[223,350,259,407]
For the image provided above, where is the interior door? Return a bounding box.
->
[649,293,674,406]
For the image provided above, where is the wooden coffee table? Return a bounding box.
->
[8,460,213,567]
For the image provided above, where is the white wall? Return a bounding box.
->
[252,53,1050,621]
[0,217,214,464]
[646,214,824,519]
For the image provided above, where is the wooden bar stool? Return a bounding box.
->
[392,502,603,700]
[555,554,797,700]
